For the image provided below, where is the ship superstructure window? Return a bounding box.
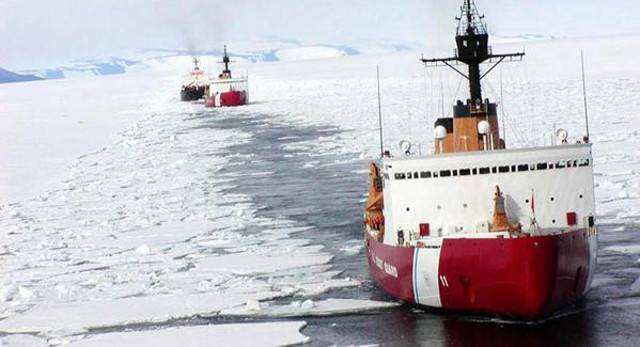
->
[578,159,589,167]
[392,158,590,181]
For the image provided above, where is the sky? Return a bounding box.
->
[1,0,640,70]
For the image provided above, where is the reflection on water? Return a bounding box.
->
[207,111,640,347]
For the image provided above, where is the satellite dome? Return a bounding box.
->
[478,120,490,135]
[434,126,447,139]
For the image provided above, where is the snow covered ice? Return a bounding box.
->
[1,33,640,345]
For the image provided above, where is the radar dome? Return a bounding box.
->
[478,120,490,135]
[434,126,447,139]
[556,128,568,142]
[399,140,412,154]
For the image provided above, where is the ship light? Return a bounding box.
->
[420,223,430,237]
[566,212,577,226]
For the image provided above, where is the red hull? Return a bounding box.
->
[204,91,247,108]
[366,229,594,319]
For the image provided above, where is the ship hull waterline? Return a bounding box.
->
[366,228,596,319]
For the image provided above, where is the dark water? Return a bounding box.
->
[200,111,640,347]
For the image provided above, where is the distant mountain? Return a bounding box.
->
[19,57,138,80]
[10,41,384,81]
[0,67,43,84]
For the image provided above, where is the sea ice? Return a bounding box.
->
[67,321,310,347]
[602,245,640,255]
[631,277,640,295]
[219,298,399,317]
[0,292,278,334]
[0,334,48,347]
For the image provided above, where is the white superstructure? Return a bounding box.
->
[381,143,595,245]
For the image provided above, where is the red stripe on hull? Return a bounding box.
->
[204,91,247,108]
[220,91,246,107]
[366,237,416,303]
[365,228,594,319]
[439,229,592,318]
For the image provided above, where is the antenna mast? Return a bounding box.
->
[581,51,590,143]
[377,65,384,157]
[421,0,524,104]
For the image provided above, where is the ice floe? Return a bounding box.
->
[0,292,278,334]
[67,321,309,347]
[602,245,640,254]
[0,334,48,347]
[219,298,399,317]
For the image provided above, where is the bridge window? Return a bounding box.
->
[394,173,406,180]
[556,160,566,169]
[479,167,490,175]
[498,166,509,173]
[440,170,452,177]
[517,164,529,172]
[536,163,548,170]
[460,168,471,176]
[492,167,497,174]
[577,159,590,167]
[420,171,431,178]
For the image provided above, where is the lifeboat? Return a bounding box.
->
[204,45,248,108]
[363,0,597,319]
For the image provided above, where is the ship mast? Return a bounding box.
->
[222,45,231,74]
[218,45,235,78]
[421,0,524,154]
[422,0,523,105]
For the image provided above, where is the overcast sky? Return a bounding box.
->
[1,0,639,69]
